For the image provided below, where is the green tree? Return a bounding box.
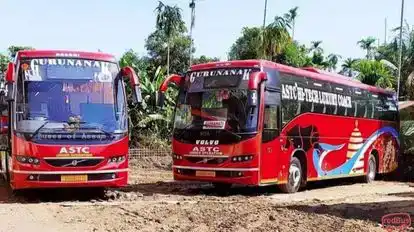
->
[192,55,220,65]
[308,41,329,69]
[0,53,9,73]
[327,53,342,71]
[145,29,193,75]
[119,49,177,146]
[228,27,262,60]
[354,59,395,89]
[340,58,358,77]
[274,41,312,67]
[7,46,34,59]
[155,1,186,75]
[260,16,292,60]
[357,37,377,59]
[376,23,414,98]
[284,7,299,40]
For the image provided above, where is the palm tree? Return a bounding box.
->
[327,53,342,72]
[340,58,358,77]
[284,7,299,40]
[155,1,185,75]
[357,37,377,59]
[260,16,291,60]
[310,41,323,54]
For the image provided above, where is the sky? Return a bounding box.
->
[0,0,413,65]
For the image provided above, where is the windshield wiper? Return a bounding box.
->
[175,120,242,141]
[30,121,50,139]
[78,125,113,137]
[221,127,242,141]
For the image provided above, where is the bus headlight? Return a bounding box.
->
[173,154,183,160]
[16,156,40,165]
[231,155,254,163]
[108,155,126,164]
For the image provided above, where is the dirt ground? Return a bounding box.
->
[1,156,414,232]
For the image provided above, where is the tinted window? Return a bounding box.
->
[262,91,280,143]
[279,71,395,125]
[264,67,280,90]
[281,73,305,126]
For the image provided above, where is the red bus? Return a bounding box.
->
[0,50,142,190]
[157,60,399,193]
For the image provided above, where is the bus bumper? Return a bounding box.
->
[172,165,259,186]
[9,169,128,190]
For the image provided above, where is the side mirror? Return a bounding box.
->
[157,74,183,108]
[5,62,15,102]
[5,62,15,84]
[159,74,182,92]
[156,91,165,108]
[121,66,142,104]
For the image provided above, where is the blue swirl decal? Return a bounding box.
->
[312,126,399,177]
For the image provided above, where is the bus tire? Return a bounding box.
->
[280,157,302,193]
[2,152,10,183]
[364,154,376,183]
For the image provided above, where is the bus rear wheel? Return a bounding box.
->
[280,157,302,193]
[364,154,376,183]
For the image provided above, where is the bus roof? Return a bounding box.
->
[15,50,117,63]
[190,59,395,95]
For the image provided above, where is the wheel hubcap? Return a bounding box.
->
[368,160,375,180]
[289,165,301,188]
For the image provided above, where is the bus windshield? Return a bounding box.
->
[15,58,127,135]
[174,89,258,133]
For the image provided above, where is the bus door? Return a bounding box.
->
[259,89,282,183]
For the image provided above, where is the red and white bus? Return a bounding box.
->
[0,50,142,190]
[158,60,399,193]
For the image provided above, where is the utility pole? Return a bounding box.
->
[397,0,404,99]
[384,18,387,45]
[263,0,268,30]
[262,0,268,59]
[189,0,196,67]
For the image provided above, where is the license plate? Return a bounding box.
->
[195,170,215,177]
[61,175,88,182]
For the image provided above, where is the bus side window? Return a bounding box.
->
[262,91,280,143]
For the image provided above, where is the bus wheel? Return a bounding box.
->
[280,157,302,193]
[1,152,10,183]
[364,154,376,183]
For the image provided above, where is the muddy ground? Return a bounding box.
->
[1,156,414,232]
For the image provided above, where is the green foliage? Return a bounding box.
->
[145,30,193,74]
[353,59,395,88]
[273,42,311,67]
[228,27,262,60]
[260,16,292,60]
[357,37,377,59]
[192,55,220,65]
[376,23,414,98]
[228,7,339,72]
[3,3,414,150]
[155,1,186,38]
[340,58,359,77]
[0,53,9,73]
[7,46,34,59]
